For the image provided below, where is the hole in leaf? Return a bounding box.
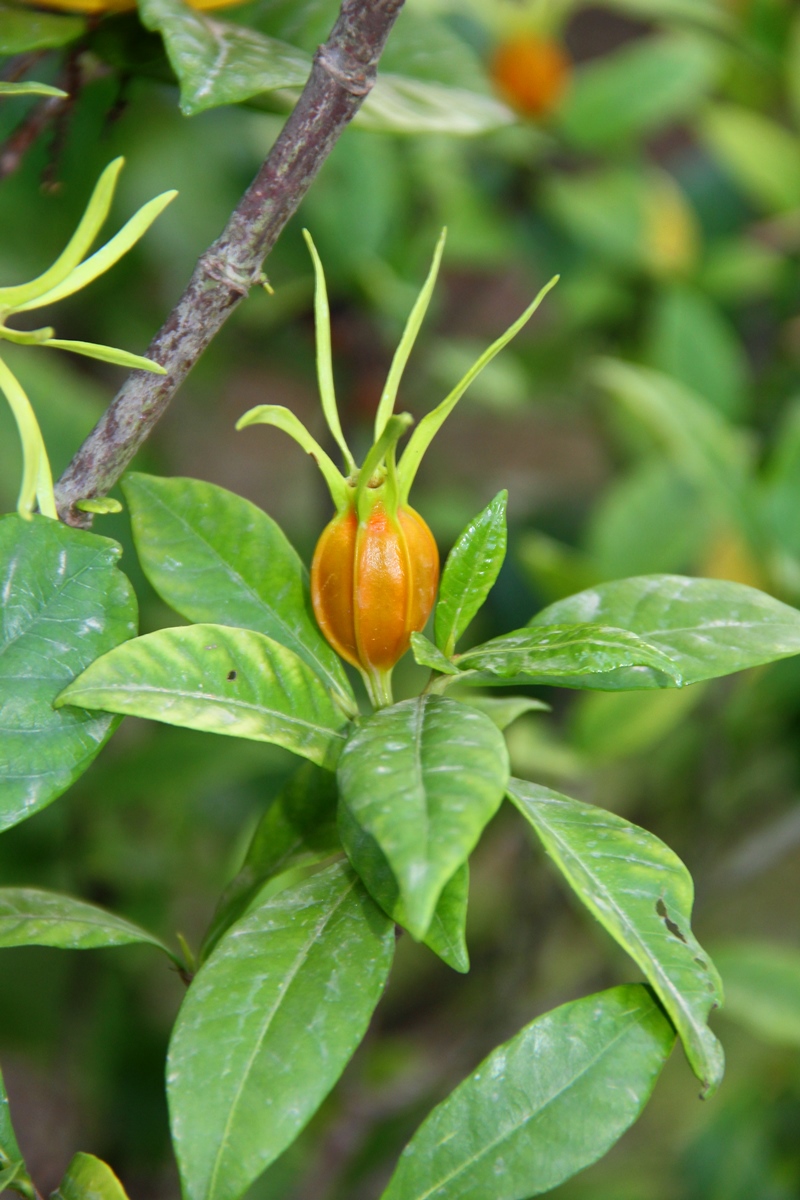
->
[227,669,237,680]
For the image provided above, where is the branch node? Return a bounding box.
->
[316,44,373,96]
[202,254,256,297]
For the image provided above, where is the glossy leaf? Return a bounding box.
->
[139,0,310,116]
[0,1064,31,1200]
[420,862,469,974]
[355,75,514,135]
[457,694,550,731]
[0,4,84,54]
[713,941,800,1046]
[201,762,340,959]
[168,862,394,1200]
[410,632,459,675]
[508,779,724,1094]
[0,515,137,832]
[0,888,174,958]
[435,490,507,656]
[380,984,675,1200]
[122,474,354,711]
[337,696,509,938]
[532,575,800,688]
[456,624,682,690]
[53,1153,129,1200]
[56,623,349,771]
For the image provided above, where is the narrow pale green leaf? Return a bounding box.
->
[0,888,175,959]
[397,277,558,503]
[201,762,340,959]
[44,339,167,374]
[713,941,800,1046]
[355,75,514,135]
[140,0,310,116]
[435,490,507,656]
[0,4,84,54]
[168,862,394,1200]
[53,1153,129,1200]
[0,515,137,832]
[380,984,675,1200]
[531,575,800,688]
[303,230,356,473]
[15,189,178,313]
[508,779,724,1095]
[410,631,459,674]
[0,1064,29,1198]
[121,473,354,711]
[0,353,54,519]
[337,696,509,938]
[0,159,122,310]
[56,623,349,770]
[456,624,682,690]
[374,229,446,441]
[458,694,550,731]
[235,406,349,513]
[0,81,66,98]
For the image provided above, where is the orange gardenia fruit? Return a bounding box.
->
[17,0,242,12]
[490,33,571,119]
[311,499,439,675]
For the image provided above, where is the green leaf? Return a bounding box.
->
[531,575,800,688]
[0,888,175,959]
[713,941,800,1046]
[168,862,394,1200]
[419,862,469,974]
[435,490,507,657]
[43,339,167,374]
[121,474,354,712]
[139,0,310,116]
[56,623,349,771]
[456,624,682,690]
[508,780,724,1095]
[410,632,459,675]
[0,1064,31,1200]
[698,103,800,214]
[53,1153,129,1200]
[201,762,340,959]
[380,984,674,1200]
[0,81,67,98]
[337,696,509,939]
[559,33,720,149]
[455,694,551,731]
[0,515,137,833]
[0,3,84,54]
[355,75,514,135]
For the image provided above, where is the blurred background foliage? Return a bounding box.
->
[3,0,800,1196]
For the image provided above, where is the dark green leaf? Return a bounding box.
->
[53,1154,128,1200]
[532,575,800,688]
[380,984,675,1200]
[337,696,508,938]
[713,941,800,1046]
[559,33,720,149]
[0,3,84,54]
[508,779,724,1095]
[201,762,340,959]
[421,862,469,974]
[435,490,507,656]
[410,632,459,675]
[168,862,394,1200]
[138,0,310,116]
[0,888,174,958]
[0,514,137,833]
[57,623,349,770]
[122,473,354,713]
[456,624,682,690]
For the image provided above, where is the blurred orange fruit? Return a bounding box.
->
[17,0,243,12]
[490,33,571,119]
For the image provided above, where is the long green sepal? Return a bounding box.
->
[397,274,559,504]
[236,404,349,511]
[374,228,447,442]
[44,339,167,373]
[0,158,124,310]
[14,188,178,313]
[0,82,68,98]
[355,413,413,515]
[0,354,56,519]
[302,229,356,474]
[0,325,55,345]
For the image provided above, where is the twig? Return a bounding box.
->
[55,0,405,525]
